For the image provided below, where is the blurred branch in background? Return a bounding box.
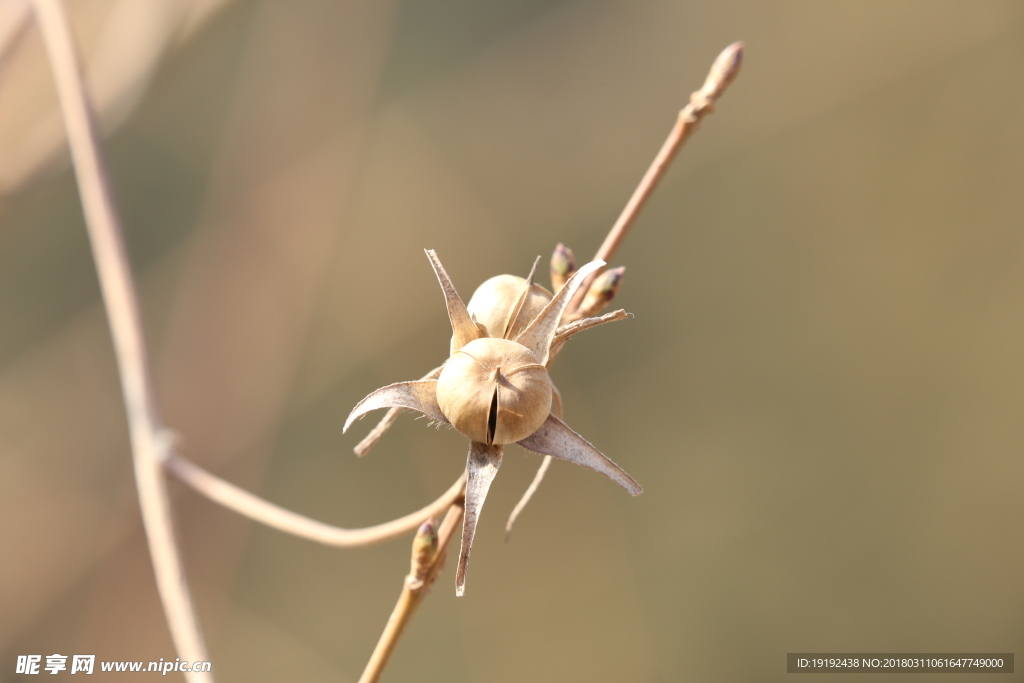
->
[3,0,238,195]
[30,0,210,677]
[29,0,461,676]
[167,451,466,547]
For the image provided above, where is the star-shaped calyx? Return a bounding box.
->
[344,250,642,595]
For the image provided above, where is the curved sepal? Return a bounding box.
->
[518,414,642,495]
[456,442,503,596]
[343,380,447,433]
[353,365,444,457]
[548,309,629,363]
[515,259,604,365]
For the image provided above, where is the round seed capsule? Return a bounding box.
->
[436,337,553,445]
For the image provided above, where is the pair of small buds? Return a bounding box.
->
[550,243,625,321]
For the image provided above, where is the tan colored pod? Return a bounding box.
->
[436,337,553,445]
[465,275,552,341]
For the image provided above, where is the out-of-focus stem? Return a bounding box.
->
[166,452,466,547]
[31,0,209,676]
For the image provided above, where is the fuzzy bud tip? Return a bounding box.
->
[576,266,625,318]
[702,42,743,102]
[550,243,576,293]
[410,519,439,580]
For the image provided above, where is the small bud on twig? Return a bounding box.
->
[703,41,743,100]
[689,41,744,116]
[550,243,576,293]
[409,519,438,588]
[575,266,625,319]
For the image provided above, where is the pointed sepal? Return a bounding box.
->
[548,309,629,363]
[501,256,543,341]
[518,414,642,495]
[353,365,444,457]
[425,249,486,353]
[456,441,503,596]
[515,259,604,366]
[344,380,447,433]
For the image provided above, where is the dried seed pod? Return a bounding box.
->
[465,274,552,342]
[344,250,639,596]
[436,337,553,445]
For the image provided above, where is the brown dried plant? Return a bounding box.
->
[29,0,741,676]
[344,250,643,597]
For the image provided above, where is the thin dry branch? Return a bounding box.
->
[567,41,743,315]
[31,0,210,676]
[359,501,465,683]
[504,454,551,540]
[166,452,466,547]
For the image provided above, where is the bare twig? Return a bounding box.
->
[31,0,210,677]
[567,41,744,315]
[504,454,551,540]
[166,451,466,547]
[359,500,465,683]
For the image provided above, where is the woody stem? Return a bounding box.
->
[359,499,465,683]
[567,41,743,314]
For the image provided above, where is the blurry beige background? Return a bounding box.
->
[2,1,1023,681]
